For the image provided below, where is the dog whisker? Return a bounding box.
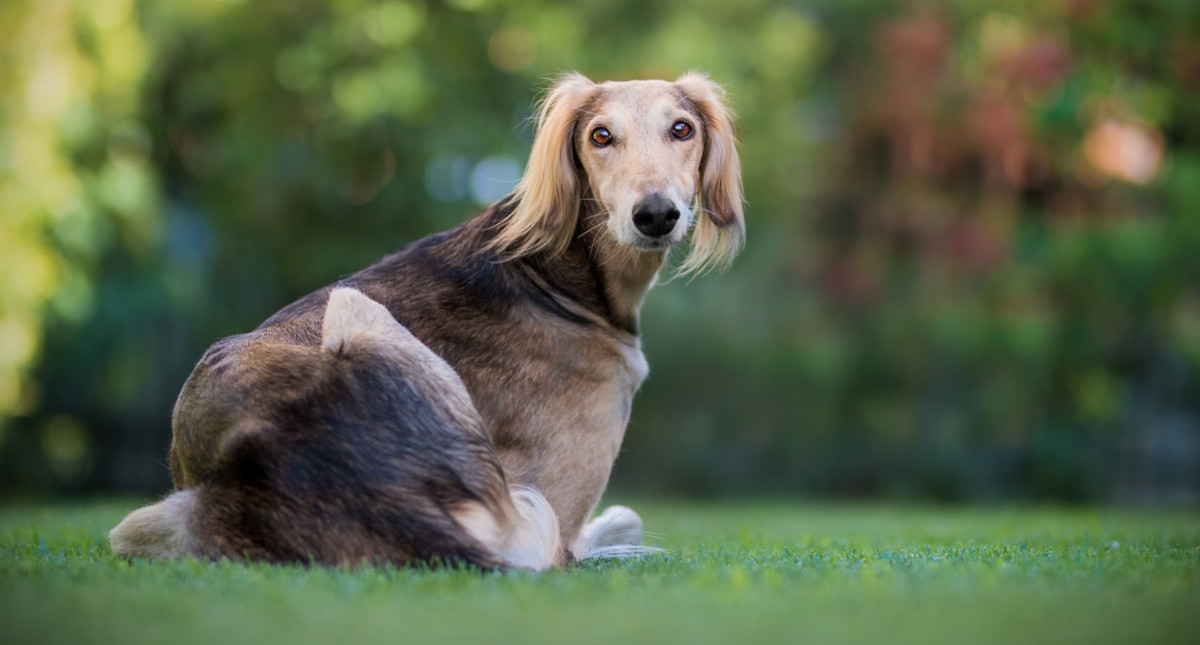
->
[579,544,668,561]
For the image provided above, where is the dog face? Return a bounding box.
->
[492,73,745,275]
[574,80,705,251]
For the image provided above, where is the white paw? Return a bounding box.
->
[575,505,659,559]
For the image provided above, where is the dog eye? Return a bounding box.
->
[590,127,613,147]
[671,121,694,140]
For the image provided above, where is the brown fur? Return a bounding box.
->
[110,73,743,569]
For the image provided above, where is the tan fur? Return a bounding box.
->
[452,486,562,571]
[482,74,743,542]
[673,73,746,274]
[489,73,596,259]
[491,73,745,278]
[328,288,564,569]
[322,287,475,426]
[115,74,743,569]
[109,490,199,560]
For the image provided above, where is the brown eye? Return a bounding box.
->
[590,127,613,147]
[671,121,694,140]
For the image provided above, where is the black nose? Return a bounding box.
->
[632,194,681,238]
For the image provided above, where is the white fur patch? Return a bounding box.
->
[574,505,663,560]
[619,341,650,384]
[109,490,198,560]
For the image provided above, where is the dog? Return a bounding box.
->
[110,72,744,570]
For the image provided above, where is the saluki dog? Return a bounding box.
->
[110,73,744,570]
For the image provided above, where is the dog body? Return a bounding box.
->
[111,74,743,570]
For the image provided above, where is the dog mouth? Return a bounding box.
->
[619,224,685,251]
[630,236,677,251]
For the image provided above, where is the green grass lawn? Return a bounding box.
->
[2,499,1197,645]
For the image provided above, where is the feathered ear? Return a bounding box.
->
[489,73,597,259]
[674,73,745,275]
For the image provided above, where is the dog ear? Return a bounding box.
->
[674,73,745,274]
[490,73,597,259]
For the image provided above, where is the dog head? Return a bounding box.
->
[491,73,744,274]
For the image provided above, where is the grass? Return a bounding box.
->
[1,499,1197,645]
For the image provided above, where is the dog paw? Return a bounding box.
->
[574,505,662,560]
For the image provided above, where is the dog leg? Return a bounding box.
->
[328,287,564,570]
[123,288,565,569]
[109,489,200,560]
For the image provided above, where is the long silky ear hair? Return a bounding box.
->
[488,73,597,259]
[674,73,745,275]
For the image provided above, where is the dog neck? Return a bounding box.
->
[576,207,666,332]
[491,201,665,336]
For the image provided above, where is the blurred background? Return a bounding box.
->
[1,0,1198,504]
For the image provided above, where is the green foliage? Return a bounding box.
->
[1,501,1198,644]
[1,0,1198,499]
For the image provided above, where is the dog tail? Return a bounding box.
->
[109,489,200,560]
[450,485,562,571]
